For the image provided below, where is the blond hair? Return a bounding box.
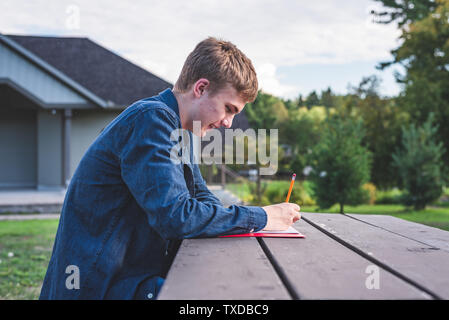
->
[173,37,258,102]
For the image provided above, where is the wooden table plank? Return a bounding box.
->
[158,237,291,300]
[302,212,449,299]
[347,214,449,252]
[261,219,431,299]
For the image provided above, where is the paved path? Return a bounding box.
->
[0,189,65,214]
[0,189,66,205]
[0,185,240,221]
[0,213,60,221]
[208,185,244,207]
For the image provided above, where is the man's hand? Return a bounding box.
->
[261,203,301,231]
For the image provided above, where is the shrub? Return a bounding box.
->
[376,188,403,204]
[362,182,377,205]
[264,182,315,206]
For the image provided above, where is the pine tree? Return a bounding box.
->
[392,113,445,210]
[305,91,320,109]
[308,114,372,213]
[320,87,335,109]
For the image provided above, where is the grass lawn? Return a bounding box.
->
[300,204,449,232]
[0,219,59,300]
[226,182,449,232]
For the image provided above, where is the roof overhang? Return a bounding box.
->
[0,78,97,110]
[0,33,117,109]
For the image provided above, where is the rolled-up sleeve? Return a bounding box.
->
[120,107,267,239]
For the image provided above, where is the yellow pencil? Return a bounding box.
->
[285,173,296,203]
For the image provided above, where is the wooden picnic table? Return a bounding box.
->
[158,212,449,300]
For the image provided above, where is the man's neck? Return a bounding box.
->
[172,90,191,131]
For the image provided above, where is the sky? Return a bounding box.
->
[0,0,405,100]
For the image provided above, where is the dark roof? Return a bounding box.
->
[6,35,172,107]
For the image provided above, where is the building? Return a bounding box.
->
[0,34,251,190]
[0,34,172,190]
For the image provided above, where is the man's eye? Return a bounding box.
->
[225,106,231,112]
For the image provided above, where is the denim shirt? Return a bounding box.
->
[39,88,267,300]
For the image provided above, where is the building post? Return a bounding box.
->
[62,109,72,188]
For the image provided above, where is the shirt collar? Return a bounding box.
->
[159,88,180,120]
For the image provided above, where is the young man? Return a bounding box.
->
[40,37,301,300]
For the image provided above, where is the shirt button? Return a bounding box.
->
[147,292,153,299]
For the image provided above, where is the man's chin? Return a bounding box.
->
[192,128,207,137]
[204,127,217,135]
[202,126,215,136]
[194,126,218,137]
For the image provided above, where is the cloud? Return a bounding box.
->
[255,63,301,99]
[0,0,401,98]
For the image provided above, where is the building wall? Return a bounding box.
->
[70,109,122,178]
[37,109,62,189]
[0,107,123,189]
[0,107,37,188]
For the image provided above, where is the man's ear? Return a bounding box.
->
[193,78,210,98]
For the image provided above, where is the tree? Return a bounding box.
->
[298,94,305,107]
[244,91,286,203]
[372,0,437,27]
[281,113,319,178]
[308,114,372,213]
[283,98,298,111]
[392,113,445,210]
[374,0,449,182]
[305,91,320,109]
[245,90,283,129]
[349,76,409,189]
[320,87,336,109]
[350,75,381,99]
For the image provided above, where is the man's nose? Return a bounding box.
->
[222,115,234,128]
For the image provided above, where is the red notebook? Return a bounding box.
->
[219,226,305,238]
